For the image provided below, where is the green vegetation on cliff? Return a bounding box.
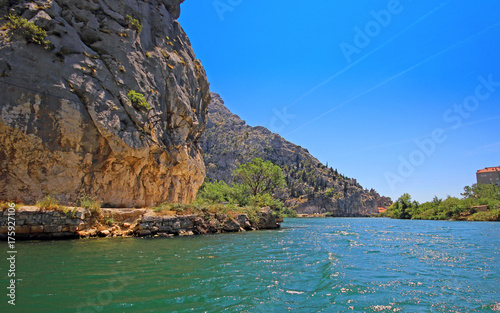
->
[385,184,500,221]
[3,14,53,49]
[126,15,142,33]
[128,90,151,111]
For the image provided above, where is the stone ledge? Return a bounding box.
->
[0,206,281,240]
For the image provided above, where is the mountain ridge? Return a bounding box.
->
[200,93,392,216]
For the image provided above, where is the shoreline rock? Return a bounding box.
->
[0,206,281,240]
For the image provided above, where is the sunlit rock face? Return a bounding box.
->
[0,0,210,207]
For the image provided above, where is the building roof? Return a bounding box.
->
[477,166,500,173]
[378,207,387,213]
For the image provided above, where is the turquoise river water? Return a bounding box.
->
[1,218,499,312]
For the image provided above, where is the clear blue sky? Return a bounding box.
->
[179,0,500,203]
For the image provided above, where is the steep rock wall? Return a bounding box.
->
[0,0,210,207]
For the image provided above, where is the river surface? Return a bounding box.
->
[1,218,499,312]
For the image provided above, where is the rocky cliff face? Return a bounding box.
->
[0,0,210,207]
[201,93,391,216]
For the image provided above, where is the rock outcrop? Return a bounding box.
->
[200,93,391,216]
[0,206,281,240]
[0,0,210,207]
[136,207,279,237]
[292,191,378,217]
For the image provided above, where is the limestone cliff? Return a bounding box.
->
[201,93,391,216]
[0,0,210,207]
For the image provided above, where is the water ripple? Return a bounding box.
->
[5,219,499,312]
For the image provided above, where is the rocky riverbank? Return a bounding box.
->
[0,206,280,240]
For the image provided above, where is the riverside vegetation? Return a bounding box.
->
[383,183,500,221]
[194,158,297,218]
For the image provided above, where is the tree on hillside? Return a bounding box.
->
[233,158,286,196]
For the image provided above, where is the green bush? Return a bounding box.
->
[282,207,298,218]
[249,193,283,211]
[79,196,101,210]
[195,181,250,207]
[4,14,53,49]
[60,207,79,218]
[196,181,232,204]
[229,183,251,206]
[468,209,500,221]
[128,90,151,111]
[240,206,260,224]
[36,195,61,210]
[126,15,142,33]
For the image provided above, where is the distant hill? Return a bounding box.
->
[200,93,392,216]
